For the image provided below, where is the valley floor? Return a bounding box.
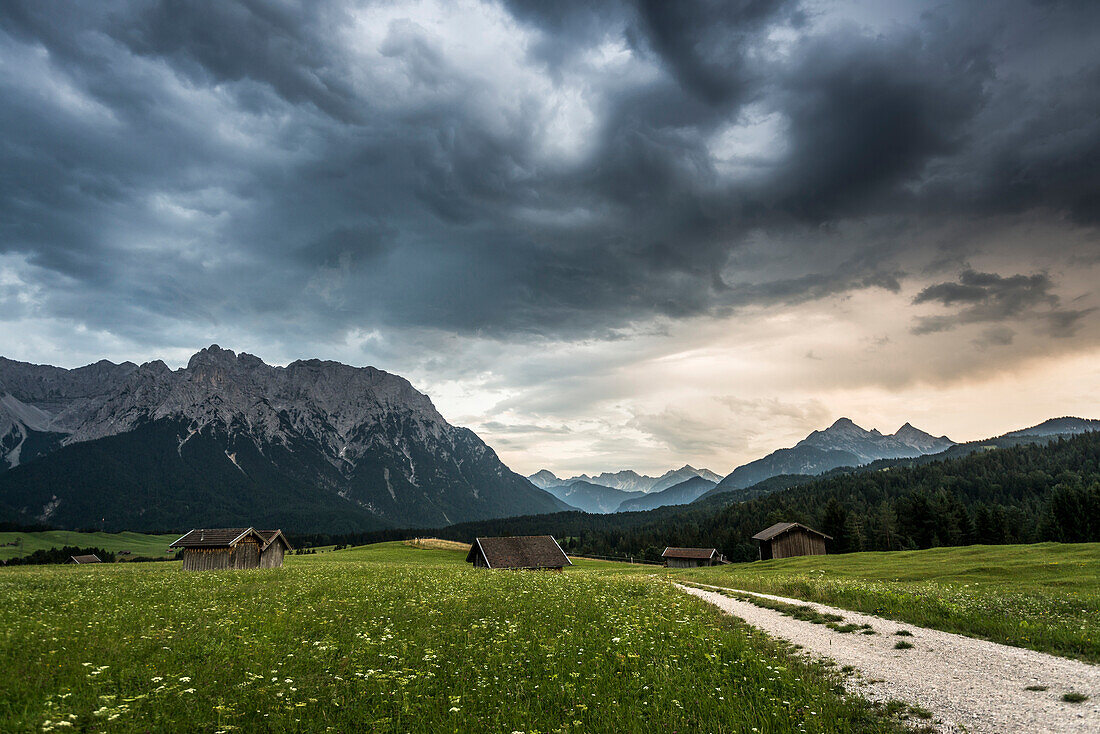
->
[0,542,905,733]
[680,583,1100,734]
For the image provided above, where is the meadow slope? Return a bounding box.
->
[0,542,907,733]
[0,531,179,561]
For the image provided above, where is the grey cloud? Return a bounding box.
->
[478,421,573,436]
[1043,308,1096,338]
[914,271,1056,311]
[634,0,802,106]
[0,0,1096,353]
[972,326,1015,349]
[629,406,736,454]
[767,23,991,222]
[912,270,1093,337]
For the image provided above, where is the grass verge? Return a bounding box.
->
[675,542,1100,662]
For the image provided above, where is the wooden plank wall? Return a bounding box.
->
[181,548,233,571]
[666,558,709,568]
[181,537,266,571]
[259,543,284,569]
[230,537,260,569]
[771,529,826,559]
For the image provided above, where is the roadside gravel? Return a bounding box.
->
[677,582,1100,733]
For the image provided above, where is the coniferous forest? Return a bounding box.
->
[298,432,1100,562]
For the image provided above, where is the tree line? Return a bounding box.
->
[0,545,116,566]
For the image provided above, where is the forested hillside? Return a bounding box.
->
[306,433,1100,562]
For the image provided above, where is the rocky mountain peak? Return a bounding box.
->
[187,344,234,365]
[894,422,928,439]
[0,346,568,530]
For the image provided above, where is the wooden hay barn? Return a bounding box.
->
[69,554,102,564]
[466,535,571,571]
[661,547,724,568]
[170,528,292,571]
[752,522,831,560]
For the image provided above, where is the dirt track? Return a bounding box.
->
[678,583,1100,733]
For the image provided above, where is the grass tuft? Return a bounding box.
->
[894,641,914,650]
[1062,692,1088,703]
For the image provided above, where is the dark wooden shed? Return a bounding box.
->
[465,535,571,571]
[661,547,724,568]
[69,554,102,564]
[752,522,831,560]
[170,527,292,571]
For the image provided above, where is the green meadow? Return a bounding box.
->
[0,541,907,733]
[673,542,1100,663]
[0,531,180,561]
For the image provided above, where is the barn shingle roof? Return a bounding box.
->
[752,522,832,541]
[70,554,102,564]
[170,528,265,548]
[661,547,719,559]
[466,536,571,569]
[257,529,293,551]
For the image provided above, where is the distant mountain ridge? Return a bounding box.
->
[699,415,1100,505]
[1002,417,1100,438]
[539,480,645,514]
[0,346,568,531]
[617,476,717,512]
[711,418,955,493]
[527,465,721,494]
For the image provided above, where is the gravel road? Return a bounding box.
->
[677,583,1100,733]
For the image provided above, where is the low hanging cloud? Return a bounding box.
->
[911,270,1091,338]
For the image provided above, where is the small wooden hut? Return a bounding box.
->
[465,535,571,571]
[170,528,292,571]
[752,522,830,560]
[69,554,102,564]
[661,547,723,568]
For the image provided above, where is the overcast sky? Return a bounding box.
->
[2,0,1098,476]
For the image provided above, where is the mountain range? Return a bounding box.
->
[0,346,568,532]
[2,344,1095,533]
[708,418,955,493]
[537,480,646,514]
[528,465,723,514]
[530,419,955,513]
[528,465,721,493]
[1003,417,1100,438]
[617,475,717,512]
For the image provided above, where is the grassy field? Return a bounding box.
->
[0,531,180,561]
[673,542,1100,663]
[0,541,909,733]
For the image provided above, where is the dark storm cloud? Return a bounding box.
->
[912,269,1087,337]
[0,0,1097,348]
